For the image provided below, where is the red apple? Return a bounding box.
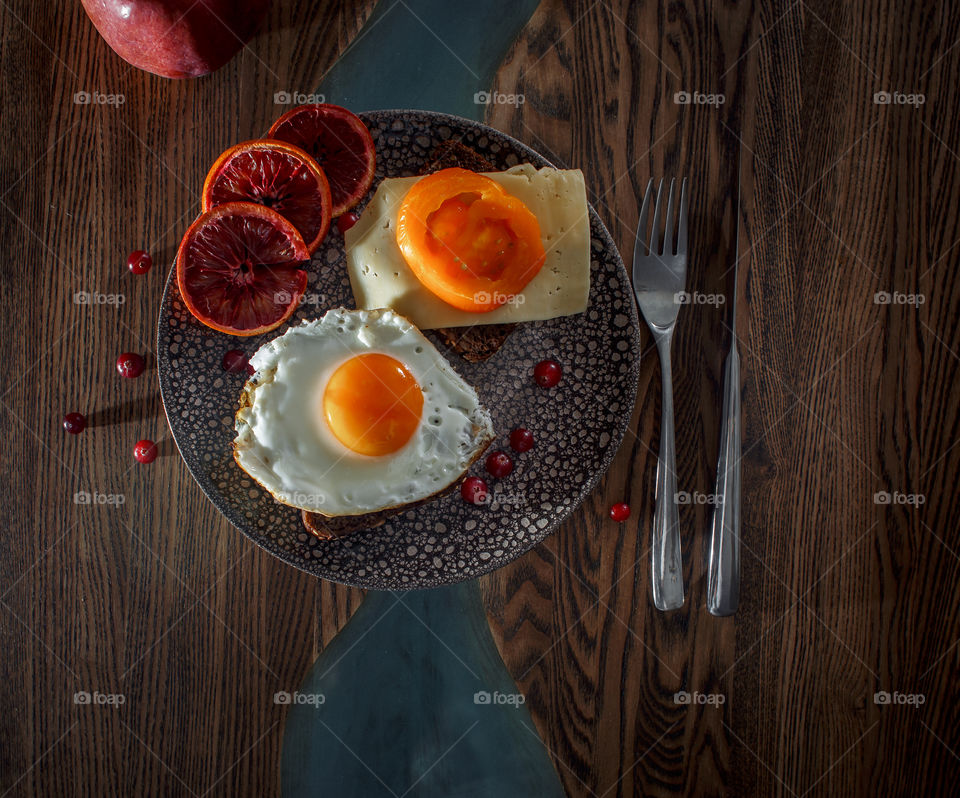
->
[80,0,272,79]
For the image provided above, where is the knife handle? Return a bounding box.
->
[707,345,741,616]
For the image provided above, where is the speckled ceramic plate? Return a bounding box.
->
[157,110,641,589]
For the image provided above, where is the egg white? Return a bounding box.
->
[233,308,494,516]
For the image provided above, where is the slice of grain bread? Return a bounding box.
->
[301,480,459,539]
[300,140,510,539]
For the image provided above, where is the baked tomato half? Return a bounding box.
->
[395,168,546,312]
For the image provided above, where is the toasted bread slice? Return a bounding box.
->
[423,139,498,173]
[432,323,517,362]
[301,480,460,540]
[299,141,506,539]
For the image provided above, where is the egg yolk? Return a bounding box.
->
[322,353,424,456]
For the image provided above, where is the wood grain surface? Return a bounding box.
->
[1,0,958,795]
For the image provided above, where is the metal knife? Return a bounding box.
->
[706,150,743,617]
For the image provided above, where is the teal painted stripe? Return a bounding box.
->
[285,2,568,794]
[316,0,540,121]
[282,584,566,796]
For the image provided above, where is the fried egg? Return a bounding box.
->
[233,308,495,516]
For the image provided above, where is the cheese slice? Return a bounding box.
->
[345,164,591,329]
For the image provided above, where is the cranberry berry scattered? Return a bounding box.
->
[116,352,145,378]
[534,359,562,388]
[127,250,152,275]
[63,412,87,434]
[337,211,360,234]
[485,450,514,479]
[134,439,158,464]
[222,349,253,375]
[461,476,489,505]
[609,502,631,522]
[509,427,534,453]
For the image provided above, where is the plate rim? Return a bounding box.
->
[157,108,642,589]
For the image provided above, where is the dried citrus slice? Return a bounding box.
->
[201,139,332,253]
[176,202,310,336]
[268,104,376,216]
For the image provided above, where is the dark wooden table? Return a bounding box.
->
[2,1,958,795]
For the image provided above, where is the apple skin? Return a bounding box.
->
[80,0,272,79]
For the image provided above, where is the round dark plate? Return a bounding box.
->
[157,109,642,589]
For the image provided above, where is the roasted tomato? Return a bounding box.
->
[395,168,546,312]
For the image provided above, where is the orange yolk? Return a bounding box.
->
[322,353,424,456]
[396,168,546,312]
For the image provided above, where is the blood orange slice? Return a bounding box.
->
[176,202,310,337]
[268,104,376,217]
[201,140,332,253]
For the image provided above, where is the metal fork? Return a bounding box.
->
[632,178,688,611]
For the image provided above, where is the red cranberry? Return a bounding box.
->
[222,349,253,375]
[534,359,562,388]
[337,211,360,234]
[485,450,513,478]
[134,439,158,464]
[127,250,152,275]
[63,412,86,434]
[509,428,534,453]
[609,502,631,522]
[460,476,489,505]
[116,352,145,378]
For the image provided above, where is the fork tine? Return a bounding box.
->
[649,179,665,256]
[662,178,677,255]
[677,177,689,255]
[636,179,654,258]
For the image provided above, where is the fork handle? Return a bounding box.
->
[651,335,684,611]
[707,345,741,616]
